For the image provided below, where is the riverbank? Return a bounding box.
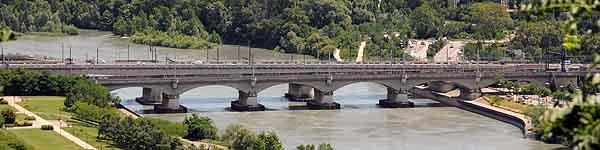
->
[410,88,533,137]
[1,29,315,62]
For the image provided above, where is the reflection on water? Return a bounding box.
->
[114,82,561,150]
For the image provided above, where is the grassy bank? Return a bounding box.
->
[17,96,121,150]
[10,129,82,150]
[483,96,545,118]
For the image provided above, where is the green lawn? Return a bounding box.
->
[63,119,122,150]
[16,96,121,150]
[10,129,83,150]
[19,96,70,120]
[0,104,12,110]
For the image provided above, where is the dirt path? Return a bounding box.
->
[355,41,367,62]
[468,97,533,132]
[3,96,97,150]
[433,41,465,63]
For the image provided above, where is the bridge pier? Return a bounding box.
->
[136,87,163,105]
[284,84,314,101]
[378,88,415,108]
[231,91,265,111]
[154,94,187,113]
[458,88,482,100]
[307,90,340,110]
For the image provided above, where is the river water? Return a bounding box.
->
[5,31,560,149]
[0,30,312,62]
[114,83,560,150]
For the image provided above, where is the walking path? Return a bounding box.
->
[3,96,97,150]
[468,97,533,133]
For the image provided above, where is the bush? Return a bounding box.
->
[15,121,32,127]
[1,108,16,124]
[184,114,217,140]
[41,125,53,130]
[296,143,334,150]
[0,117,4,128]
[23,116,35,121]
[222,124,252,146]
[0,100,7,105]
[0,129,32,150]
[61,25,79,35]
[71,101,119,123]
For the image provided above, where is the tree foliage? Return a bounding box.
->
[0,69,119,108]
[184,114,217,140]
[98,115,184,150]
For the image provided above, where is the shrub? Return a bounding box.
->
[0,117,4,128]
[0,100,7,105]
[24,116,35,121]
[184,114,217,140]
[1,108,16,124]
[222,124,252,145]
[41,125,53,130]
[0,129,32,150]
[61,25,79,35]
[71,101,119,123]
[14,121,24,127]
[22,121,32,127]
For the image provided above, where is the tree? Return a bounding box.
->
[467,2,513,39]
[528,1,600,149]
[183,114,217,140]
[318,143,334,150]
[231,131,266,150]
[510,22,564,60]
[296,144,316,150]
[410,3,443,38]
[222,124,252,146]
[207,31,222,44]
[258,131,283,150]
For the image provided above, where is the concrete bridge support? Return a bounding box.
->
[285,84,314,101]
[136,87,163,105]
[154,94,187,113]
[307,90,340,110]
[378,88,415,108]
[458,88,482,100]
[231,91,265,111]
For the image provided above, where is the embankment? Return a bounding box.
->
[410,88,531,137]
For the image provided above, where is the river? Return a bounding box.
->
[5,31,560,149]
[0,30,312,62]
[114,83,561,150]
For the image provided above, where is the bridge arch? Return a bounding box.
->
[177,83,253,95]
[330,80,399,93]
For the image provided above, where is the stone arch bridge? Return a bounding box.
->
[11,64,586,112]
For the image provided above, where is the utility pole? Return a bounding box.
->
[69,47,72,64]
[1,45,4,65]
[61,41,64,62]
[248,40,251,65]
[205,47,209,63]
[238,45,241,63]
[217,45,220,63]
[127,44,130,64]
[96,48,99,64]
